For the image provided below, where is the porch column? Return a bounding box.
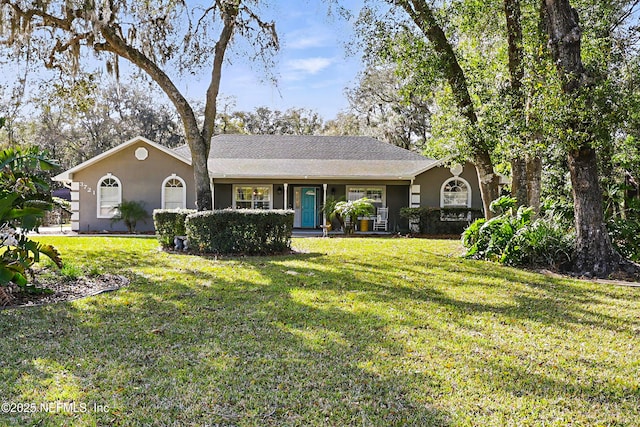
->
[284,183,289,209]
[322,183,328,225]
[409,178,413,206]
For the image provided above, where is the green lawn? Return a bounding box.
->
[1,236,639,426]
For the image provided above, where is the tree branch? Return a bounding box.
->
[96,23,199,143]
[202,1,239,142]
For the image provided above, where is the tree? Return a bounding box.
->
[0,0,279,210]
[322,112,362,136]
[29,74,184,169]
[541,0,630,276]
[241,107,323,135]
[345,65,431,152]
[503,0,542,211]
[361,0,500,218]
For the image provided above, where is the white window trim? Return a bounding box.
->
[232,184,273,210]
[345,185,386,206]
[96,174,122,219]
[161,174,187,210]
[440,177,472,208]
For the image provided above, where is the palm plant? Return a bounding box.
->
[332,198,375,234]
[111,200,150,233]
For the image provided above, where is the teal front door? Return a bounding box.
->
[301,187,317,228]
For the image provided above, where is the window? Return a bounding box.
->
[441,178,471,208]
[234,185,272,210]
[162,175,186,209]
[346,186,385,207]
[97,175,121,218]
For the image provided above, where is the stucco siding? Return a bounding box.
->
[386,184,409,232]
[72,142,195,232]
[414,162,483,210]
[213,184,233,209]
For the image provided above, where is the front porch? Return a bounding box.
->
[212,180,413,233]
[292,228,393,238]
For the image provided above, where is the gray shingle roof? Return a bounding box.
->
[173,135,439,180]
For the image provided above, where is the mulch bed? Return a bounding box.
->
[0,274,130,309]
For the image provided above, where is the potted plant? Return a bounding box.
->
[332,198,375,234]
[320,196,345,232]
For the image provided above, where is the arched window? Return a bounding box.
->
[162,175,186,209]
[97,175,122,218]
[441,177,471,208]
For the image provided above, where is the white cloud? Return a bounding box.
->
[286,36,326,49]
[286,34,329,49]
[286,57,334,75]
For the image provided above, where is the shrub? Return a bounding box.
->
[112,200,150,233]
[462,196,575,269]
[185,209,294,255]
[400,207,484,235]
[0,147,63,293]
[503,216,575,268]
[608,217,640,262]
[153,209,196,248]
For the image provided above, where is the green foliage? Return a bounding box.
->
[607,198,640,261]
[0,147,62,287]
[608,217,640,262]
[153,209,196,248]
[320,196,345,223]
[462,199,574,268]
[400,207,484,235]
[332,198,375,234]
[185,210,294,255]
[111,200,150,233]
[489,195,517,215]
[504,216,575,269]
[60,263,83,280]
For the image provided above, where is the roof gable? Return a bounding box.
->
[53,136,191,182]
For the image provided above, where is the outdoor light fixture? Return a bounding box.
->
[277,186,283,195]
[331,187,336,196]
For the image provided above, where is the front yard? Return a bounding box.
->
[1,236,639,426]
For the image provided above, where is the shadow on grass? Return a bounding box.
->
[1,237,639,425]
[1,253,450,425]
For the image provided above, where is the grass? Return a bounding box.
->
[0,236,639,426]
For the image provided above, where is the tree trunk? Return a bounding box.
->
[543,0,621,276]
[511,154,542,211]
[568,147,619,275]
[187,131,213,211]
[526,154,542,212]
[475,150,501,218]
[395,0,498,218]
[511,157,528,206]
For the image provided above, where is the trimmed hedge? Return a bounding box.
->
[400,207,484,235]
[185,209,294,255]
[153,209,196,248]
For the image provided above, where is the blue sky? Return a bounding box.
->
[1,1,365,121]
[181,0,365,119]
